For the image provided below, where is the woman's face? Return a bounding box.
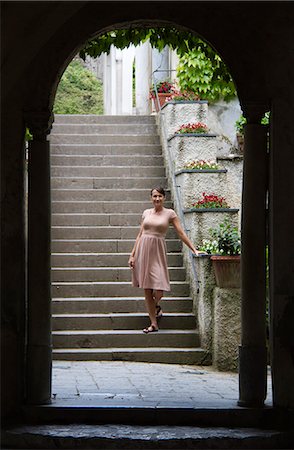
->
[151,189,165,208]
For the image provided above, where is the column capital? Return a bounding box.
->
[240,101,270,124]
[24,110,54,141]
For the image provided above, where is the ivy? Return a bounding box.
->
[54,59,103,115]
[79,27,236,102]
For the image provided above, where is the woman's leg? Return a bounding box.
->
[153,290,163,317]
[144,289,158,331]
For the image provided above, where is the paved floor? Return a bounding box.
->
[52,361,273,408]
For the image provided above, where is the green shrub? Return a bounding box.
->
[54,59,103,114]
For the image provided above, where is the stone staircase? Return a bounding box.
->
[50,114,210,364]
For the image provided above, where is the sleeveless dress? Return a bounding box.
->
[132,207,177,292]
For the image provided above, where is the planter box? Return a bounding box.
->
[175,169,227,209]
[151,93,171,112]
[217,156,243,210]
[162,101,209,139]
[169,134,218,172]
[211,255,241,288]
[183,209,239,247]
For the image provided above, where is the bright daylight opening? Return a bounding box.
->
[47,24,272,408]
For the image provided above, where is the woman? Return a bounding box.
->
[128,187,201,333]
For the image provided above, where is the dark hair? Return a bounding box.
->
[150,186,166,197]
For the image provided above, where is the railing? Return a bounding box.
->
[151,69,200,293]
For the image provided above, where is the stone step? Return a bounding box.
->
[51,266,186,282]
[52,123,158,135]
[52,313,196,330]
[4,423,291,447]
[51,189,171,202]
[51,225,177,240]
[51,154,164,166]
[49,134,160,145]
[51,281,190,298]
[51,177,167,189]
[51,165,165,178]
[51,239,182,253]
[51,253,183,267]
[52,347,208,364]
[52,297,193,314]
[50,144,162,155]
[51,201,172,214]
[52,213,170,226]
[54,114,156,124]
[52,329,200,348]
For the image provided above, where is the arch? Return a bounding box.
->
[17,6,269,117]
[8,2,294,420]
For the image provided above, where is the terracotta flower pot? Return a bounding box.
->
[210,255,241,288]
[151,93,171,112]
[236,132,244,153]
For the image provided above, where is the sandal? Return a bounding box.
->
[143,325,158,334]
[156,304,163,318]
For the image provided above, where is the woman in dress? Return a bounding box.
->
[128,187,201,333]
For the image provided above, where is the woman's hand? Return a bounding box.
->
[128,256,135,268]
[193,249,207,256]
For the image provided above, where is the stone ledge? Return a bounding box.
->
[162,100,208,107]
[175,169,227,175]
[183,208,239,214]
[168,133,217,141]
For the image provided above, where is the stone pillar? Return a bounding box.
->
[152,45,170,83]
[25,111,53,404]
[238,103,268,407]
[269,98,294,409]
[135,41,152,115]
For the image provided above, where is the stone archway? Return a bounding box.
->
[6,3,294,419]
[26,19,268,410]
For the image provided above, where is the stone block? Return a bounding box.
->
[194,256,215,351]
[183,210,239,247]
[212,287,241,372]
[162,101,209,139]
[169,135,218,171]
[175,170,228,209]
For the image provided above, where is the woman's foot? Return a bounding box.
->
[143,324,158,333]
[156,304,163,318]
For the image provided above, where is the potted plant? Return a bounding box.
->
[199,218,241,288]
[235,114,246,153]
[149,80,174,111]
[191,192,229,209]
[175,122,209,135]
[184,160,219,170]
[166,88,200,102]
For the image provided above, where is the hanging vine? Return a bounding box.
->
[79,27,236,102]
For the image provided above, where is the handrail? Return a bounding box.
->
[151,69,200,293]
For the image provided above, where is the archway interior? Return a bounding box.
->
[48,20,272,403]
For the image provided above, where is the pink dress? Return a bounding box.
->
[132,207,177,292]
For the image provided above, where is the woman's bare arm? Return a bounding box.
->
[171,216,202,255]
[128,221,144,268]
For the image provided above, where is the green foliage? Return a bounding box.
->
[235,111,270,135]
[200,218,241,255]
[54,59,103,114]
[79,27,236,102]
[177,45,236,102]
[25,128,33,142]
[210,218,241,255]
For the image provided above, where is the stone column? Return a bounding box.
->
[25,111,53,404]
[238,102,269,407]
[269,98,294,409]
[152,45,170,83]
[135,41,152,115]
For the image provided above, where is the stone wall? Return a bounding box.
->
[158,101,243,371]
